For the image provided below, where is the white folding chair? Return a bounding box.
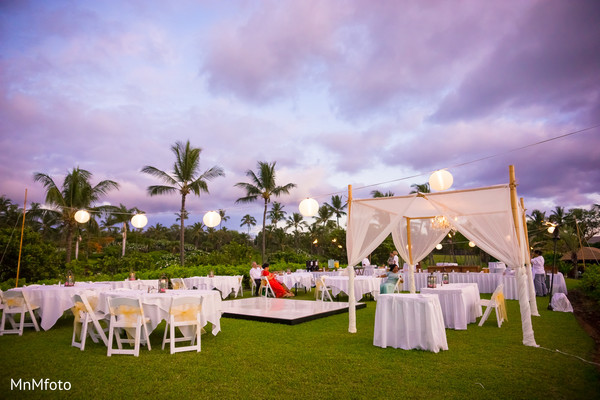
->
[259,277,276,298]
[170,278,187,290]
[393,277,404,293]
[0,290,40,335]
[479,284,507,327]
[250,277,257,296]
[71,293,108,350]
[107,297,152,357]
[162,296,203,354]
[315,276,333,302]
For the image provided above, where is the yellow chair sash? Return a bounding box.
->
[170,304,202,322]
[71,301,87,324]
[111,305,142,325]
[496,293,508,322]
[172,282,182,290]
[5,297,24,308]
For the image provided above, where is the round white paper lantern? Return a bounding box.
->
[547,226,555,234]
[299,198,319,217]
[74,210,90,223]
[131,214,148,229]
[435,243,443,250]
[429,170,454,191]
[468,241,476,248]
[203,211,221,228]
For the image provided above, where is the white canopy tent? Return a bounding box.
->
[345,170,539,347]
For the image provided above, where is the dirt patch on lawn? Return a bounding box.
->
[568,289,600,369]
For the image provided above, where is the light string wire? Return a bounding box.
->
[30,123,600,218]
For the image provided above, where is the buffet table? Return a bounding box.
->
[420,283,482,330]
[374,293,448,352]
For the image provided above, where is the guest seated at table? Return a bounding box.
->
[380,265,401,294]
[262,263,294,298]
[249,261,262,296]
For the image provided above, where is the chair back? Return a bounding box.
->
[2,290,26,310]
[169,296,203,323]
[108,297,144,325]
[171,278,187,290]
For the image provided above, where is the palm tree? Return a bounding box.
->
[240,214,257,234]
[409,183,430,194]
[315,205,333,227]
[190,221,206,248]
[371,190,395,198]
[33,167,119,263]
[285,212,307,248]
[324,195,347,227]
[268,201,287,227]
[104,204,138,257]
[141,140,225,265]
[218,209,230,230]
[549,206,566,226]
[235,161,296,262]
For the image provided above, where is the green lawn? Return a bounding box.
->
[0,288,598,400]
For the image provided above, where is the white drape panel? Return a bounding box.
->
[391,217,450,293]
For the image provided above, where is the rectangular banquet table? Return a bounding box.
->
[97,289,222,335]
[324,276,382,301]
[183,276,242,299]
[374,294,448,353]
[420,283,482,330]
[11,282,112,330]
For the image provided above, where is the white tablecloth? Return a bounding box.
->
[374,294,448,352]
[99,280,157,291]
[97,289,222,335]
[183,276,242,299]
[420,283,482,330]
[12,282,112,330]
[324,276,383,301]
[275,272,312,291]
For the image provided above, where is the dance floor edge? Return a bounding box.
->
[221,297,367,325]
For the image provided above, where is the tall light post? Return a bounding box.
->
[547,224,560,310]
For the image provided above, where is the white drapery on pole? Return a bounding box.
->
[346,174,537,347]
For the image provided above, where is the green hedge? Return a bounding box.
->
[580,264,600,305]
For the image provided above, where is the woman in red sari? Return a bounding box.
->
[262,264,294,298]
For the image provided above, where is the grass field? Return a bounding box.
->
[1,283,598,399]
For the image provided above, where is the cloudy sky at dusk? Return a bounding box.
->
[1,0,599,233]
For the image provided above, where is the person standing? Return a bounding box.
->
[249,261,262,296]
[531,250,547,296]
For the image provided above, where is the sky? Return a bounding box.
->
[1,0,599,234]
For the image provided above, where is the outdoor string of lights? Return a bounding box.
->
[71,123,598,227]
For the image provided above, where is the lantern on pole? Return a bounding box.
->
[299,198,319,217]
[74,210,90,224]
[203,211,221,228]
[429,170,453,191]
[468,241,476,248]
[435,243,443,250]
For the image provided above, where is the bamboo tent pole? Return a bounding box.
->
[347,184,356,333]
[406,217,416,293]
[15,189,27,288]
[509,165,537,347]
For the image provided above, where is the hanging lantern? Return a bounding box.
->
[429,170,454,191]
[131,214,148,229]
[203,211,221,228]
[158,274,168,293]
[299,198,319,217]
[74,210,90,223]
[468,241,476,248]
[65,270,75,287]
[435,243,443,250]
[442,272,449,285]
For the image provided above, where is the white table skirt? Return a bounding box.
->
[98,289,222,335]
[324,276,383,301]
[12,283,112,330]
[100,280,157,291]
[183,276,242,299]
[420,283,482,330]
[374,294,448,353]
[275,272,312,290]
